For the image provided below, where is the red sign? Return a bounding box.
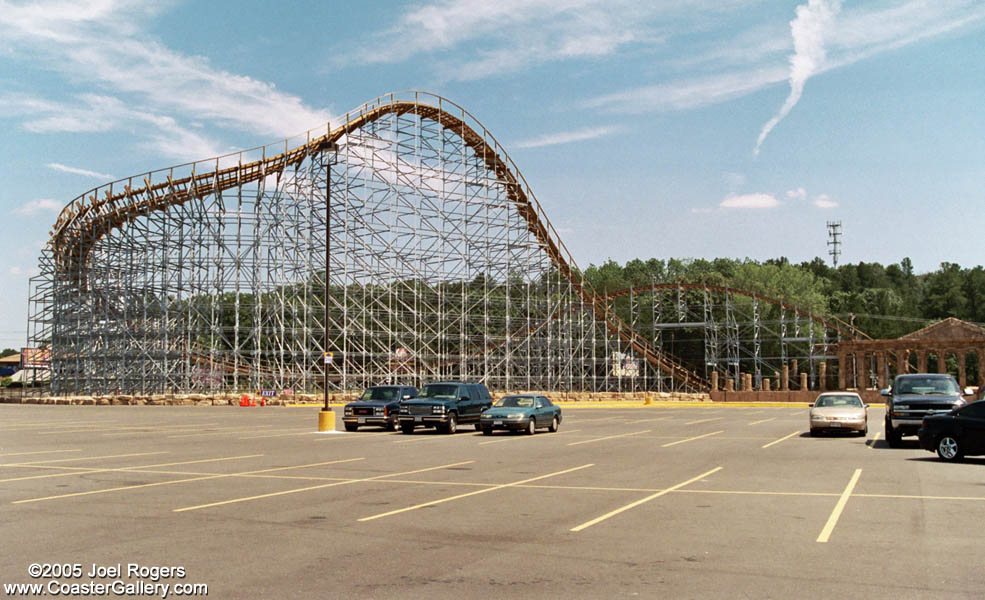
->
[21,347,50,368]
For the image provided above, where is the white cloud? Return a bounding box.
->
[755,0,842,156]
[786,187,807,200]
[814,193,838,208]
[515,126,620,148]
[581,0,985,149]
[0,0,333,162]
[338,1,766,82]
[14,198,63,216]
[47,162,115,180]
[8,266,23,276]
[719,193,778,209]
[691,207,714,214]
[585,66,788,113]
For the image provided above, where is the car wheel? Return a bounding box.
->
[549,416,559,433]
[386,419,398,432]
[344,424,358,432]
[936,436,963,462]
[481,427,492,436]
[885,418,902,448]
[400,424,415,435]
[445,412,457,434]
[474,423,482,431]
[526,417,536,435]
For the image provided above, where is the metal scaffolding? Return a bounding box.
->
[28,92,707,396]
[604,284,862,390]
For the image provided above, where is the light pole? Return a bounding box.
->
[318,146,335,432]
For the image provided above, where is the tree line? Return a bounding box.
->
[582,256,985,340]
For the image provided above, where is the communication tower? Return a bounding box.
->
[826,221,842,267]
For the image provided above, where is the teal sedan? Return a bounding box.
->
[479,394,561,435]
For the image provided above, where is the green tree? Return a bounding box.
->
[921,262,968,319]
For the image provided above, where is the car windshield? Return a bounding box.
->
[360,388,398,401]
[494,396,534,408]
[419,384,459,399]
[814,395,862,408]
[897,378,959,395]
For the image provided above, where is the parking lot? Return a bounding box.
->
[2,402,983,599]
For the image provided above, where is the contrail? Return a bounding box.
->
[755,0,841,156]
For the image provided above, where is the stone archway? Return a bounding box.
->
[836,318,985,390]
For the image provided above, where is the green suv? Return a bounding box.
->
[397,382,493,434]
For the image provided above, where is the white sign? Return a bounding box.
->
[323,352,334,365]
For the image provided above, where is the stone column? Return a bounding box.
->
[958,352,967,388]
[978,350,985,389]
[876,352,887,390]
[819,362,828,391]
[781,365,789,391]
[837,352,846,390]
[859,353,869,390]
[937,350,947,374]
[763,378,771,392]
[895,350,906,377]
[918,350,928,373]
[724,377,734,392]
[799,372,808,391]
[710,371,719,392]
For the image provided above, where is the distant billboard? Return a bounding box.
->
[21,347,50,369]
[610,352,639,378]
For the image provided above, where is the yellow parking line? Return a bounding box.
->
[571,466,722,532]
[0,449,82,457]
[685,417,723,425]
[359,463,594,522]
[567,430,650,447]
[238,429,319,440]
[313,431,393,442]
[479,429,581,445]
[761,431,800,449]
[174,460,471,513]
[2,451,167,466]
[749,417,776,425]
[0,454,263,483]
[867,432,881,449]
[661,431,723,447]
[14,457,360,505]
[817,468,862,543]
[624,417,672,424]
[40,423,219,435]
[0,420,117,431]
[168,426,277,438]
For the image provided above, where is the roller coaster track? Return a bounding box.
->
[603,283,870,341]
[48,92,708,391]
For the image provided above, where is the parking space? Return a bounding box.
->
[2,403,984,598]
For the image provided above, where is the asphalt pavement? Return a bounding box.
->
[1,403,983,599]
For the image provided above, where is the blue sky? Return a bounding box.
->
[0,0,983,350]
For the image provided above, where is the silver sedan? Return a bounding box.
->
[809,392,868,436]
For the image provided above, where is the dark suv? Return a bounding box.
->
[343,385,418,432]
[397,382,493,434]
[882,373,967,447]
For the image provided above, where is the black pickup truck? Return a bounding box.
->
[882,373,967,447]
[397,382,493,434]
[342,385,418,431]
